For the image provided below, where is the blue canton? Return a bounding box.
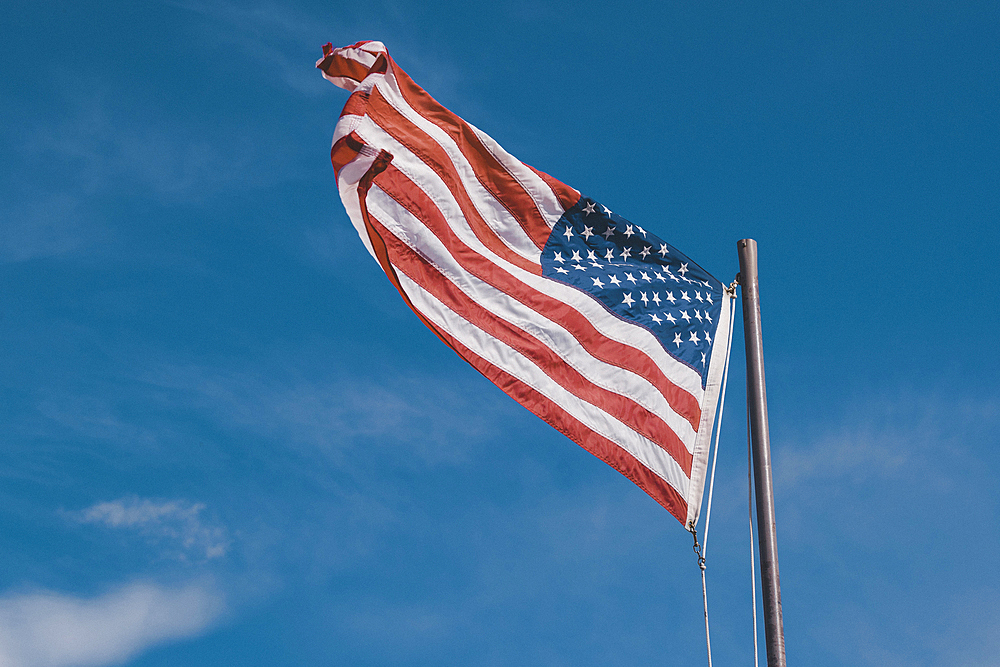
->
[541,197,725,388]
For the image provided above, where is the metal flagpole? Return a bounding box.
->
[737,239,787,667]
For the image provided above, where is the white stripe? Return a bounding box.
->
[367,186,699,449]
[396,271,692,496]
[351,119,707,403]
[469,123,565,229]
[329,71,382,145]
[337,42,383,69]
[369,67,545,262]
[336,152,380,261]
[319,73,360,92]
[332,113,362,148]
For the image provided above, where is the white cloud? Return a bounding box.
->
[72,498,230,561]
[0,581,224,667]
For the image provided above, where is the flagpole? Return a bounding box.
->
[737,239,787,667]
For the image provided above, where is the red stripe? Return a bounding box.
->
[370,164,703,432]
[341,90,370,118]
[331,132,359,179]
[384,56,557,251]
[423,322,689,524]
[364,86,543,276]
[525,163,580,212]
[369,211,693,475]
[353,152,462,358]
[317,52,372,85]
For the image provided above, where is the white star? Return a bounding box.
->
[695,291,704,303]
[706,293,713,305]
[589,261,603,268]
[703,280,711,288]
[640,292,649,306]
[553,251,565,263]
[640,271,652,282]
[651,313,663,324]
[623,224,635,238]
[694,310,703,322]
[681,291,691,302]
[652,292,662,306]
[665,312,677,324]
[603,248,615,262]
[573,263,587,271]
[562,226,574,240]
[701,351,707,365]
[678,262,689,277]
[658,244,669,257]
[655,271,666,282]
[666,269,679,283]
[673,332,683,348]
[555,266,569,274]
[602,225,616,239]
[620,247,632,261]
[581,225,594,240]
[665,291,677,304]
[587,249,598,261]
[689,331,700,344]
[680,310,691,323]
[583,201,596,215]
[622,293,635,307]
[602,204,613,215]
[608,274,622,287]
[640,245,652,259]
[592,276,605,288]
[704,331,712,344]
[625,272,637,284]
[705,312,712,324]
[571,250,582,262]
[637,225,647,237]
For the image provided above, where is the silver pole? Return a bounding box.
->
[737,239,786,667]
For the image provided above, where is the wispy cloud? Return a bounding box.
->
[346,601,457,647]
[170,0,336,96]
[70,498,230,561]
[146,363,510,466]
[0,580,223,667]
[35,394,162,450]
[171,0,472,106]
[0,193,99,264]
[774,429,912,489]
[773,393,1000,491]
[1,94,294,264]
[18,95,287,202]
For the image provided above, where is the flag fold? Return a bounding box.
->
[318,41,732,528]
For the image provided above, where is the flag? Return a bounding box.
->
[318,41,732,528]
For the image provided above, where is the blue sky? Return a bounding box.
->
[2,0,999,665]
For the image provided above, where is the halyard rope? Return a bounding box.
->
[692,283,738,667]
[701,284,737,558]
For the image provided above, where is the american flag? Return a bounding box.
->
[318,41,732,528]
